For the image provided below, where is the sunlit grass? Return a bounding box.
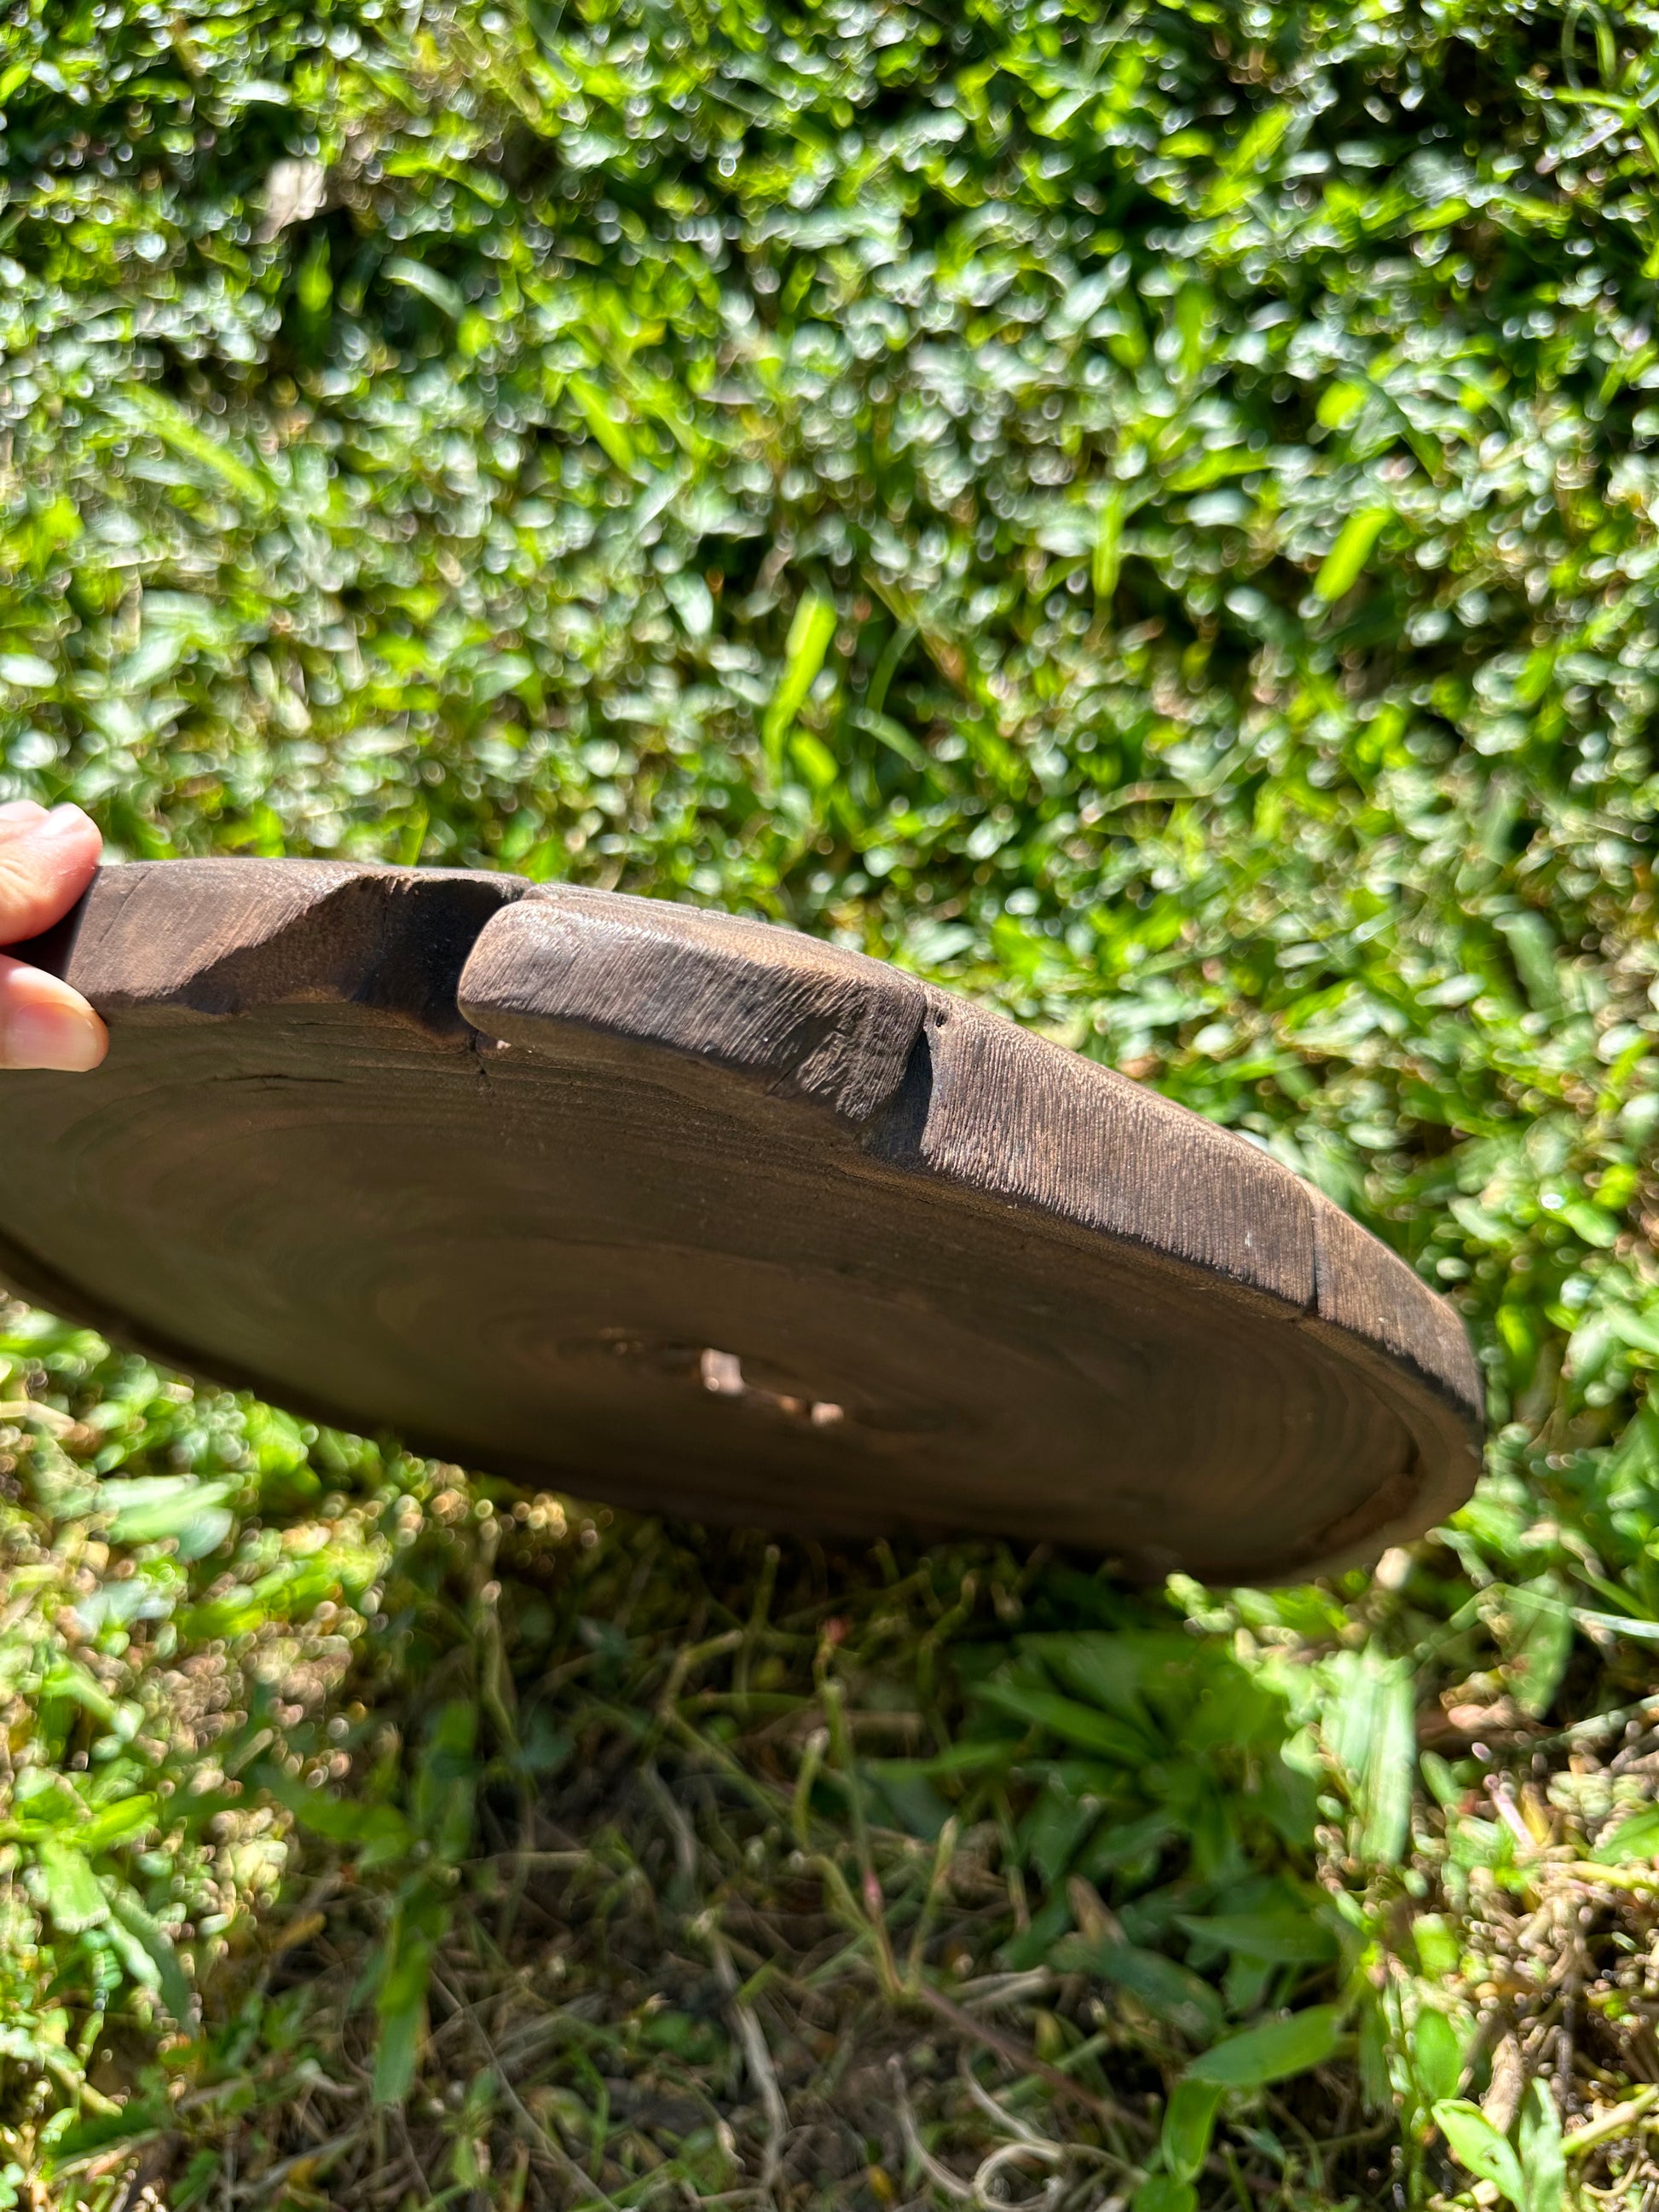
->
[6,0,1659,2203]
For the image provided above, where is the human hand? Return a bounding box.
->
[0,801,107,1070]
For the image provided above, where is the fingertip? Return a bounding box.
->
[0,971,107,1071]
[38,802,101,856]
[0,801,103,944]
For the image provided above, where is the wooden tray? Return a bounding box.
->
[0,860,1482,1581]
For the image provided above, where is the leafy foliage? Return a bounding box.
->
[10,0,1659,2203]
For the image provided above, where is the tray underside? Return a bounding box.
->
[0,860,1483,1582]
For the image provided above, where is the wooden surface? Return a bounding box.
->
[0,860,1483,1581]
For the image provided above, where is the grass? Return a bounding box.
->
[12,1331,1659,2212]
[9,0,1659,2203]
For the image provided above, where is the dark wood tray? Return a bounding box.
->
[0,860,1481,1581]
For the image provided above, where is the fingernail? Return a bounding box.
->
[7,1002,106,1071]
[39,803,92,837]
[0,800,44,824]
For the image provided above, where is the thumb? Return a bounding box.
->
[0,953,107,1070]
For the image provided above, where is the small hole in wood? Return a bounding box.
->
[698,1348,842,1428]
[699,1348,745,1396]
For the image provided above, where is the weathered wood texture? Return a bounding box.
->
[0,860,1482,1580]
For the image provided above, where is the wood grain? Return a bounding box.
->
[0,859,1483,1581]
